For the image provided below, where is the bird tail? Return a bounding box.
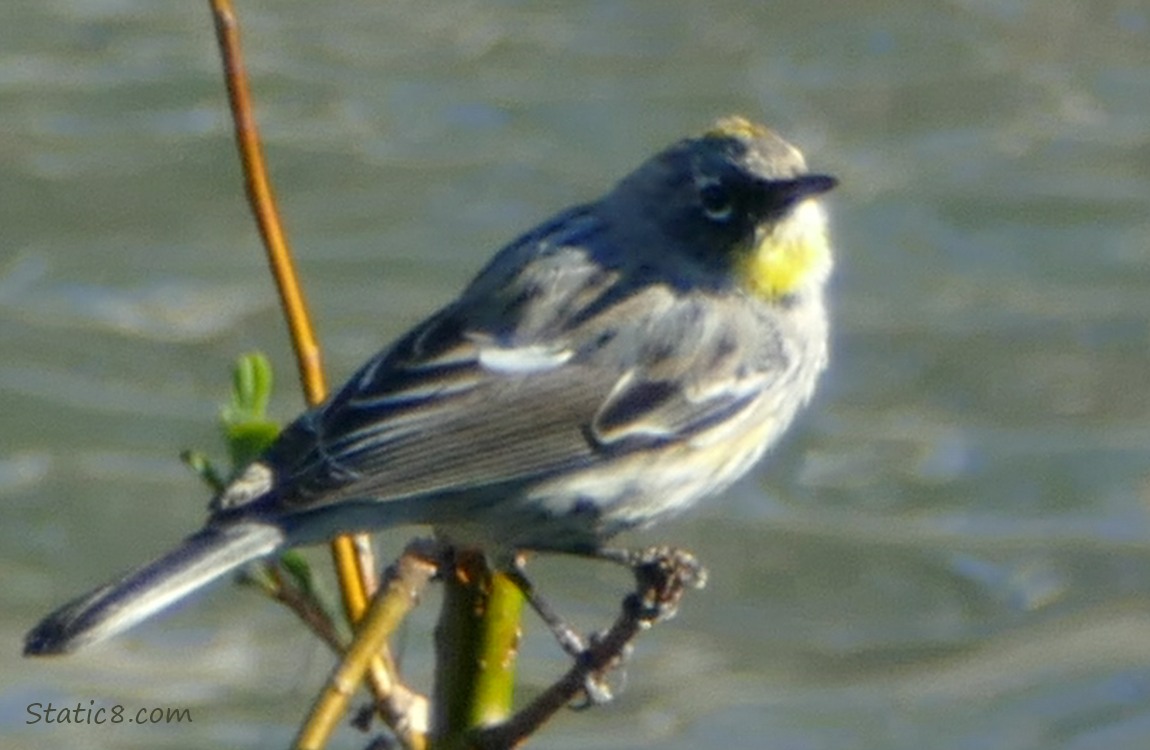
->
[24,522,284,656]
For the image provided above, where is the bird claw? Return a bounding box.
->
[626,546,708,623]
[571,671,614,709]
[514,545,707,712]
[570,631,631,709]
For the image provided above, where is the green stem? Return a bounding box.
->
[432,553,524,749]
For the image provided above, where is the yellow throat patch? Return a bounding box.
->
[736,200,831,302]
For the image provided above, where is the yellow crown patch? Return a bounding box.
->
[705,115,772,141]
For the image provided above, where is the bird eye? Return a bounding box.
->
[699,181,733,222]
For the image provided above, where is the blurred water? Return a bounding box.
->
[3,1,1150,748]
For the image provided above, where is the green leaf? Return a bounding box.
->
[221,353,280,471]
[279,550,317,598]
[180,449,227,494]
[227,351,273,421]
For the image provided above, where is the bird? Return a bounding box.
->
[25,116,836,656]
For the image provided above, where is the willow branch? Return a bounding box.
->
[295,543,439,750]
[208,0,407,741]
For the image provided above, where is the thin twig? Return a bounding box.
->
[295,542,439,750]
[208,1,380,603]
[472,548,707,750]
[209,0,326,403]
[244,561,427,749]
[263,565,345,653]
[207,0,407,742]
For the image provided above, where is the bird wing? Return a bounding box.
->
[257,289,787,513]
[274,322,616,505]
[218,210,791,516]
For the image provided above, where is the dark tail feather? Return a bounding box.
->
[24,522,284,656]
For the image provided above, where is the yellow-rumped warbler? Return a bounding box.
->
[25,116,836,655]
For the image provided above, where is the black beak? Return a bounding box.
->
[756,173,837,217]
[778,173,838,200]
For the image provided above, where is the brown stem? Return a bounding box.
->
[209,0,326,403]
[207,0,403,741]
[208,0,379,629]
